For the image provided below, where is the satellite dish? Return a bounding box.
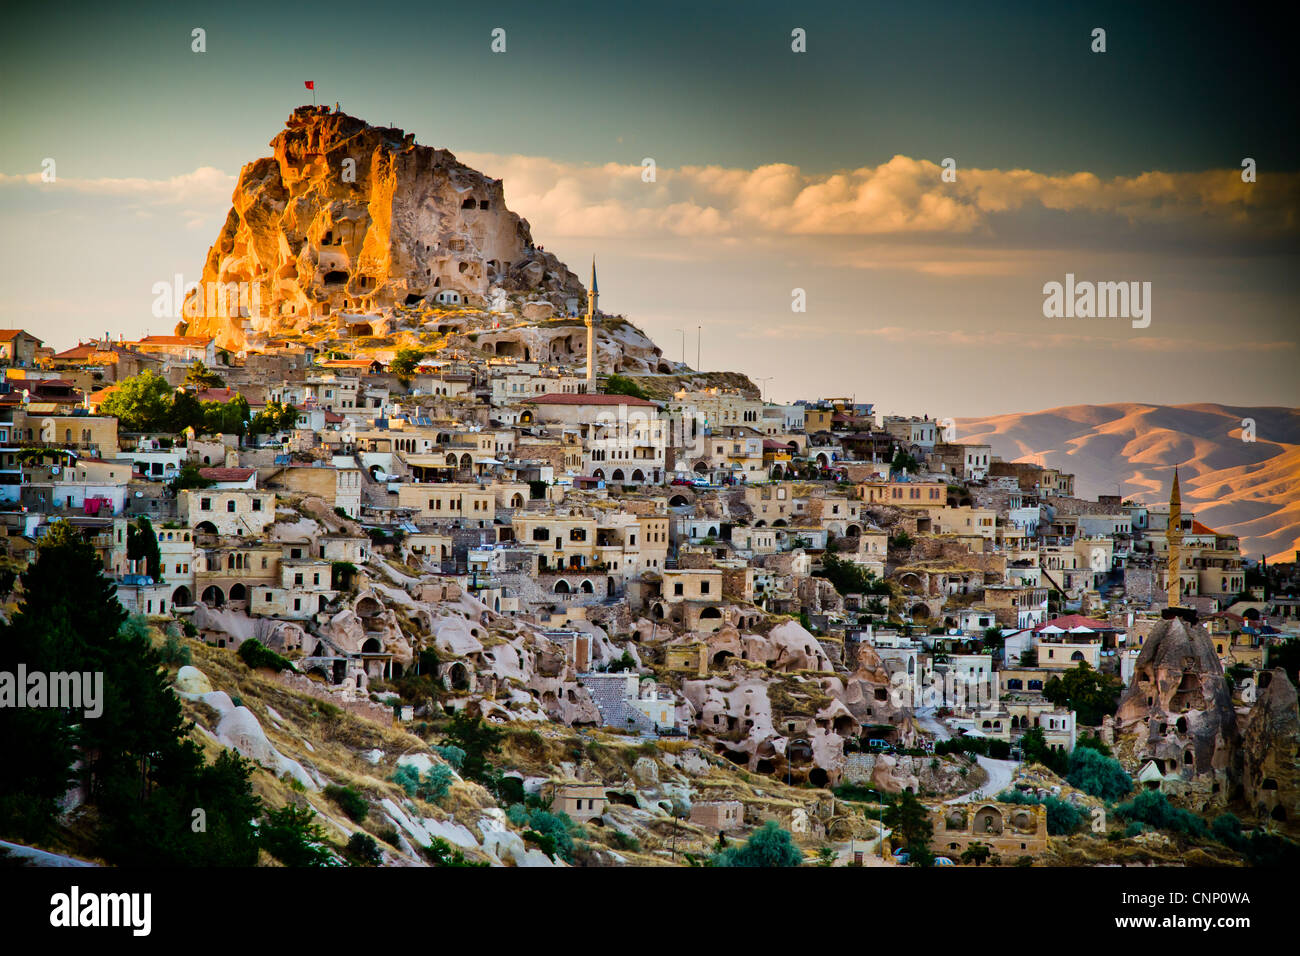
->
[135,491,144,498]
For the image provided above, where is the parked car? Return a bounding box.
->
[669,477,692,486]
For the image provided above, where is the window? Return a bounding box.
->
[200,498,212,511]
[674,582,684,596]
[252,498,262,512]
[227,500,236,513]
[701,581,710,594]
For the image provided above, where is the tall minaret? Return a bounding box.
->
[585,257,600,389]
[1167,467,1183,607]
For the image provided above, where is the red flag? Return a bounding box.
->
[304,81,314,90]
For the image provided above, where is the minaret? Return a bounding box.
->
[1167,467,1183,607]
[585,257,600,389]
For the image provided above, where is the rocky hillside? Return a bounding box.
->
[183,106,584,350]
[957,403,1300,561]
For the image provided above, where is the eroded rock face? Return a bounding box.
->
[1115,615,1240,808]
[1241,669,1299,827]
[184,106,584,349]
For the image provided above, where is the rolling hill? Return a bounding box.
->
[956,403,1300,562]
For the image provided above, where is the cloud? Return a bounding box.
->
[461,152,1300,246]
[0,166,235,208]
[853,326,1296,353]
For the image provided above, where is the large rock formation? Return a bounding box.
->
[1241,668,1299,827]
[1114,614,1240,810]
[184,106,584,350]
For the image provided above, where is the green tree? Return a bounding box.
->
[126,516,163,581]
[167,388,206,433]
[884,790,934,865]
[714,820,804,867]
[816,553,892,596]
[259,803,339,866]
[249,400,301,436]
[202,394,250,437]
[442,712,503,783]
[1066,745,1132,801]
[890,449,920,474]
[169,461,214,493]
[604,374,650,400]
[390,347,425,385]
[0,520,261,864]
[184,361,225,389]
[960,841,991,866]
[1043,662,1123,726]
[99,370,175,432]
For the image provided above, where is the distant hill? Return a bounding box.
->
[956,403,1300,562]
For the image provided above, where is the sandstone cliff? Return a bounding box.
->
[183,106,584,350]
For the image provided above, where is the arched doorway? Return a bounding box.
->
[171,585,193,606]
[200,585,224,607]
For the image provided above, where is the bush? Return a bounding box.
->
[390,762,453,803]
[432,744,466,769]
[996,790,1084,835]
[236,637,296,673]
[609,830,641,852]
[325,785,369,823]
[159,633,192,666]
[425,837,488,867]
[259,804,338,867]
[715,820,803,867]
[346,832,383,866]
[1066,746,1132,801]
[1113,791,1207,838]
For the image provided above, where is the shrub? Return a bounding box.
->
[714,821,804,867]
[259,804,338,867]
[1113,791,1207,838]
[325,785,369,823]
[1066,746,1132,801]
[390,762,453,803]
[346,832,383,866]
[432,744,466,769]
[236,637,296,673]
[159,633,192,666]
[609,830,641,852]
[425,837,487,867]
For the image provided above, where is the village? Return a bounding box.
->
[1,106,1296,869]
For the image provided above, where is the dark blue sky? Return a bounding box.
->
[2,0,1293,178]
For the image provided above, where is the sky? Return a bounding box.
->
[1,0,1297,416]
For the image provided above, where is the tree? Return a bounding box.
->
[126,516,163,581]
[884,790,934,865]
[960,842,991,866]
[714,820,804,867]
[99,371,175,432]
[604,374,650,400]
[184,361,225,389]
[1043,662,1123,726]
[891,449,920,475]
[442,711,503,783]
[259,804,339,866]
[1066,745,1132,801]
[202,394,250,437]
[249,400,301,437]
[390,347,425,385]
[817,553,891,597]
[169,461,214,493]
[1018,726,1069,775]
